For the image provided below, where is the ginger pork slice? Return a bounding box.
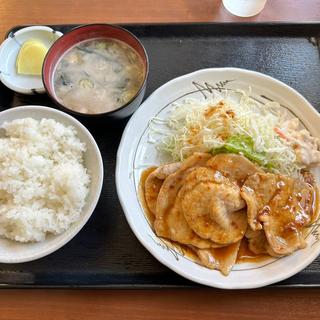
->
[207,153,263,185]
[144,162,181,217]
[154,153,223,249]
[180,166,247,245]
[196,241,242,276]
[241,172,278,231]
[241,172,315,256]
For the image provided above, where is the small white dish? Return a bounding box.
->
[116,67,320,289]
[0,26,63,94]
[0,105,103,263]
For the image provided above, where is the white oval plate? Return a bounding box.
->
[116,68,320,289]
[0,106,103,263]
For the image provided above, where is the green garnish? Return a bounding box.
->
[212,135,274,169]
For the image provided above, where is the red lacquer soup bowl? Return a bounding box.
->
[42,24,149,119]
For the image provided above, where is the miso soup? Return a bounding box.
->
[53,38,145,114]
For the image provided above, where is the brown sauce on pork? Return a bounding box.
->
[138,154,320,275]
[236,238,269,264]
[138,167,157,225]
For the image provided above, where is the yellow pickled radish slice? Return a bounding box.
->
[16,40,48,76]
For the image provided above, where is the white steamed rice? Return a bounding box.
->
[0,118,90,242]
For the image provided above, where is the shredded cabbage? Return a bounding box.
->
[152,90,303,177]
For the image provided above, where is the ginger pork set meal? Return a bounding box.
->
[0,23,319,288]
[139,92,319,276]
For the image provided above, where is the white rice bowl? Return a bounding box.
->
[0,106,103,263]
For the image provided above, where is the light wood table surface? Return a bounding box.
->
[0,1,320,319]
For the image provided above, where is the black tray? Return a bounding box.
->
[1,22,320,288]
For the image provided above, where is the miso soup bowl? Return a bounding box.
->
[42,24,149,119]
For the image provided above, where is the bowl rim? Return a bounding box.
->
[0,105,104,263]
[42,23,149,117]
